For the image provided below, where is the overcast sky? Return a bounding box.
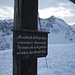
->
[0,0,14,20]
[39,0,75,25]
[0,0,75,25]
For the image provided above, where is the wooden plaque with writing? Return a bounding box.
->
[13,30,48,59]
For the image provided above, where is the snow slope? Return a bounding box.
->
[0,19,13,50]
[0,44,75,75]
[0,16,75,50]
[38,16,75,44]
[38,44,75,75]
[0,50,12,75]
[71,24,75,30]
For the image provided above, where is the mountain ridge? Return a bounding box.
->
[0,16,75,50]
[38,16,75,44]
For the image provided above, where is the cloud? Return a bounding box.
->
[38,7,74,19]
[0,7,14,20]
[39,0,70,9]
[0,0,14,20]
[38,6,75,25]
[38,0,75,25]
[0,0,74,25]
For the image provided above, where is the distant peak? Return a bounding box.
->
[50,15,56,18]
[47,15,57,22]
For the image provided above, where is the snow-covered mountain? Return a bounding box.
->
[38,16,75,44]
[71,24,75,30]
[0,16,75,50]
[0,19,13,50]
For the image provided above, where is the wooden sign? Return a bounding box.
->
[13,30,48,59]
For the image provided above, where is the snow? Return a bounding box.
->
[0,16,75,50]
[0,44,75,75]
[38,44,75,75]
[0,34,12,50]
[48,32,75,44]
[0,50,12,75]
[38,16,75,44]
[71,24,75,30]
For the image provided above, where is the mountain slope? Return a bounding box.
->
[0,16,75,50]
[71,24,75,30]
[0,19,13,50]
[38,16,75,44]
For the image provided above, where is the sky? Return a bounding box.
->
[0,0,75,25]
[0,0,14,20]
[38,0,75,25]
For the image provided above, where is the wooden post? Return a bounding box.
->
[13,0,38,75]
